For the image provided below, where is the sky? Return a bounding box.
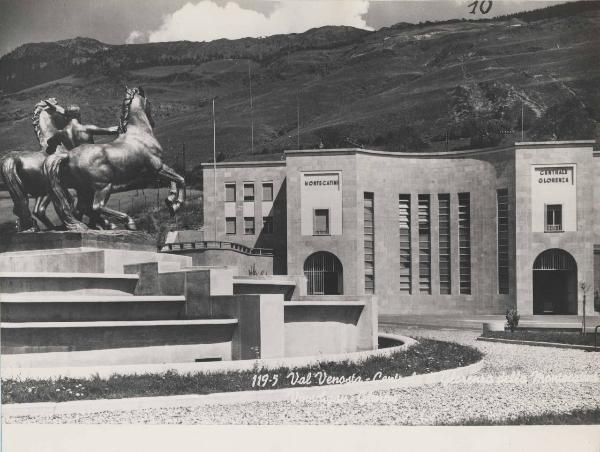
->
[0,0,575,56]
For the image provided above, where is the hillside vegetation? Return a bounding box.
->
[0,1,599,173]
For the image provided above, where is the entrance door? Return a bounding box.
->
[532,249,577,315]
[304,251,343,295]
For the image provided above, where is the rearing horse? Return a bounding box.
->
[0,99,74,231]
[44,87,186,231]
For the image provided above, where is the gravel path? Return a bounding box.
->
[5,327,600,425]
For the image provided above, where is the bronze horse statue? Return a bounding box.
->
[0,99,115,231]
[44,86,185,231]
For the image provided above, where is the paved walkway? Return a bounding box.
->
[380,314,597,330]
[5,326,600,425]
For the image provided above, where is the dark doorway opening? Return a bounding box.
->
[304,251,343,295]
[533,249,577,315]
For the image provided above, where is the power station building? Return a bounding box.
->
[202,140,599,317]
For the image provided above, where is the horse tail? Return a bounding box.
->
[0,154,35,230]
[42,152,84,230]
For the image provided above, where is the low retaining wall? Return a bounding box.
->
[177,249,275,275]
[2,334,415,380]
[284,297,378,357]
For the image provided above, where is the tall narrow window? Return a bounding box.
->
[458,192,471,295]
[399,195,411,294]
[243,183,255,201]
[244,217,255,235]
[438,194,451,295]
[225,183,236,202]
[497,189,509,294]
[545,204,562,232]
[225,217,236,235]
[418,194,431,294]
[313,209,329,235]
[262,183,273,202]
[364,193,375,294]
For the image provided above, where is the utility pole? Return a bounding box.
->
[445,128,449,151]
[249,61,254,154]
[213,98,217,241]
[296,91,300,150]
[521,102,524,141]
[182,143,186,179]
[156,177,160,209]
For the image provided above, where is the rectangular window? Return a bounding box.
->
[418,194,431,294]
[364,193,375,294]
[313,209,329,235]
[399,194,411,294]
[497,189,509,294]
[244,217,255,235]
[262,183,273,202]
[225,183,236,202]
[458,192,471,295]
[545,204,562,232]
[262,216,273,234]
[225,217,236,235]
[438,194,451,295]
[243,183,255,201]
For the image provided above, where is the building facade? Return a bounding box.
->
[202,140,598,317]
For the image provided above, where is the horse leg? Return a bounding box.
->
[157,163,186,216]
[92,184,137,230]
[33,195,56,230]
[0,156,38,232]
[43,152,88,231]
[73,190,103,229]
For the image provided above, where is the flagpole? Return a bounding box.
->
[213,98,217,241]
[249,61,254,154]
[296,91,300,149]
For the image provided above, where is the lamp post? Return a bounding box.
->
[580,280,589,335]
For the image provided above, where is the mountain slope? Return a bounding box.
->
[1,1,599,171]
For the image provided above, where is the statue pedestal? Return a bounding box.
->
[0,231,191,274]
[0,230,157,254]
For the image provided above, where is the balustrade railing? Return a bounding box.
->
[158,241,273,256]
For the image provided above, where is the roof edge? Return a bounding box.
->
[201,160,285,168]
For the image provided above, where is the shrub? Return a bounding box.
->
[505,308,520,332]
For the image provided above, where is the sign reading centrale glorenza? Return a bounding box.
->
[534,166,574,185]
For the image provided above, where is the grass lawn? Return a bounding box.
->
[481,331,597,347]
[2,338,481,404]
[0,187,203,242]
[447,408,600,425]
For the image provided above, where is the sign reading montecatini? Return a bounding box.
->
[534,166,574,185]
[303,173,340,189]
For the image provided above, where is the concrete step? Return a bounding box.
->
[2,344,229,369]
[0,272,139,295]
[234,277,296,300]
[1,295,186,322]
[1,319,238,354]
[0,248,105,273]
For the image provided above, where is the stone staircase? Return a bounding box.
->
[0,233,239,366]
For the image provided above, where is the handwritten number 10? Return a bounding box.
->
[468,1,493,15]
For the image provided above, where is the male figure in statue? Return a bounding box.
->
[43,102,120,229]
[45,103,119,155]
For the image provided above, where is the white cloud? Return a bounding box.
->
[144,1,372,43]
[126,30,146,44]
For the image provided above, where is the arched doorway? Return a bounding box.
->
[304,251,343,295]
[533,249,577,314]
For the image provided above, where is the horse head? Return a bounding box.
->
[119,86,154,133]
[32,98,73,148]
